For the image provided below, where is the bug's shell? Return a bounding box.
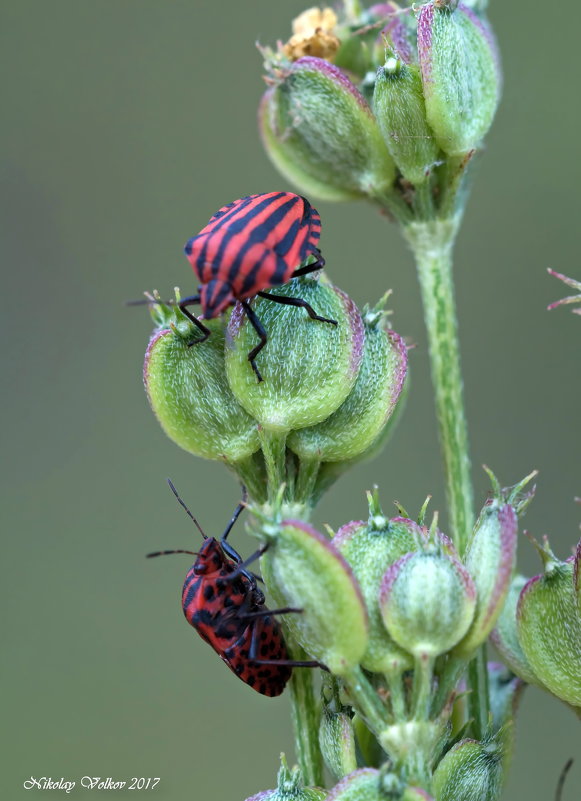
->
[184,192,322,316]
[181,538,291,696]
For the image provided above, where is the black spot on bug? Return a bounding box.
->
[203,585,215,601]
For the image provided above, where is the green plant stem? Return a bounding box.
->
[404,218,473,555]
[288,650,324,786]
[468,645,490,740]
[258,428,288,502]
[342,666,390,738]
[404,218,490,734]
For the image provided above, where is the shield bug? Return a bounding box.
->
[147,481,321,696]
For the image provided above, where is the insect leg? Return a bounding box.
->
[291,252,325,278]
[220,486,248,544]
[241,300,267,382]
[248,613,327,670]
[238,607,303,620]
[257,292,338,326]
[222,544,270,582]
[177,295,212,345]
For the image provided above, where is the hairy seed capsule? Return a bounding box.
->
[225,275,364,433]
[288,306,407,463]
[379,550,476,658]
[259,520,368,676]
[260,57,396,202]
[334,503,421,674]
[144,315,259,463]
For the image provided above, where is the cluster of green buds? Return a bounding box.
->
[143,273,407,514]
[259,1,501,225]
[238,469,537,800]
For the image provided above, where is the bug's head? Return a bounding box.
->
[193,537,226,575]
[200,279,235,318]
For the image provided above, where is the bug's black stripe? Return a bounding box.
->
[204,195,259,232]
[204,279,232,314]
[239,249,270,296]
[183,577,202,608]
[188,195,258,275]
[199,192,288,280]
[224,195,301,285]
[273,215,301,258]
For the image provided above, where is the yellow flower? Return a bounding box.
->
[282,7,340,62]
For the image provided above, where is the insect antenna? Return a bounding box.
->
[221,485,248,543]
[167,478,207,539]
[146,549,200,559]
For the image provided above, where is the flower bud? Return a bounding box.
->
[334,491,421,674]
[288,301,407,463]
[245,755,327,801]
[379,550,476,658]
[417,3,501,156]
[319,706,357,780]
[225,275,364,433]
[144,307,259,463]
[516,537,581,708]
[489,575,540,687]
[453,497,518,658]
[373,60,441,185]
[432,739,504,801]
[260,57,396,202]
[259,519,368,675]
[327,769,382,801]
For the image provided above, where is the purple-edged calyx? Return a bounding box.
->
[334,489,422,675]
[260,56,396,202]
[516,535,581,708]
[417,2,501,156]
[453,499,518,657]
[259,519,369,676]
[379,549,476,658]
[225,275,364,434]
[288,296,408,464]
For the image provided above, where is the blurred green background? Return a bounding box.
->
[2,1,579,798]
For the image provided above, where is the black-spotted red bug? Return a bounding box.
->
[147,480,321,696]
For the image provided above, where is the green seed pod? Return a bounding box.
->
[417,3,501,156]
[379,551,476,658]
[516,539,581,708]
[260,57,396,202]
[334,491,421,674]
[246,756,327,801]
[327,769,383,801]
[373,60,441,185]
[288,302,407,463]
[432,739,504,801]
[225,275,364,433]
[144,311,259,463]
[319,706,357,781]
[453,501,517,658]
[489,575,540,687]
[260,520,368,675]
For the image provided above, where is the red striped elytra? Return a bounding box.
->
[179,192,337,381]
[147,481,321,696]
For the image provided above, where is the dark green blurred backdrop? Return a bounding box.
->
[2,1,579,799]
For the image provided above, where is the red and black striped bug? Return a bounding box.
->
[179,192,337,381]
[147,480,321,696]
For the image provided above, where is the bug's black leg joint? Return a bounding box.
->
[242,300,267,382]
[257,292,337,326]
